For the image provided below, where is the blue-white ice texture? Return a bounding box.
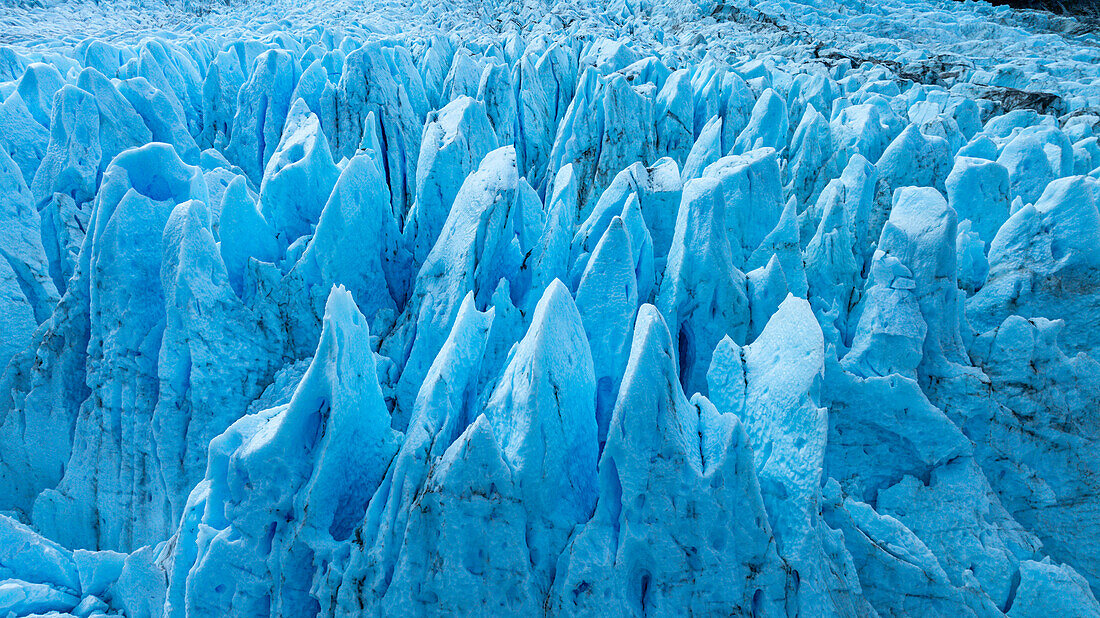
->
[2,0,1100,615]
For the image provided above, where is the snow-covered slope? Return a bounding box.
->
[1,0,1100,615]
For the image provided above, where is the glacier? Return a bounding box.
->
[1,0,1100,615]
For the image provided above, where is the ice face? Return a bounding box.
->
[1,0,1100,616]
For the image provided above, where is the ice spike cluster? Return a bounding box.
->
[2,0,1100,615]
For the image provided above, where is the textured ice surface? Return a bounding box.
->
[1,0,1100,615]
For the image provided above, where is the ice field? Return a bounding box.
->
[1,0,1100,615]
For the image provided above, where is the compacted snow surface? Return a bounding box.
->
[1,0,1100,615]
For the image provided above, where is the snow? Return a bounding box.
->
[1,0,1100,615]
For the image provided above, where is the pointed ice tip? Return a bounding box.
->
[169,199,212,231]
[323,284,368,333]
[480,145,518,173]
[222,173,252,204]
[343,147,386,183]
[433,95,481,134]
[437,412,513,495]
[359,110,382,155]
[552,162,577,196]
[603,215,630,245]
[776,293,811,318]
[587,215,638,276]
[534,278,575,317]
[783,194,797,215]
[754,294,821,355]
[452,290,496,342]
[519,279,589,363]
[285,97,313,133]
[631,303,674,360]
[460,413,498,453]
[764,252,784,274]
[457,290,480,317]
[899,122,922,138]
